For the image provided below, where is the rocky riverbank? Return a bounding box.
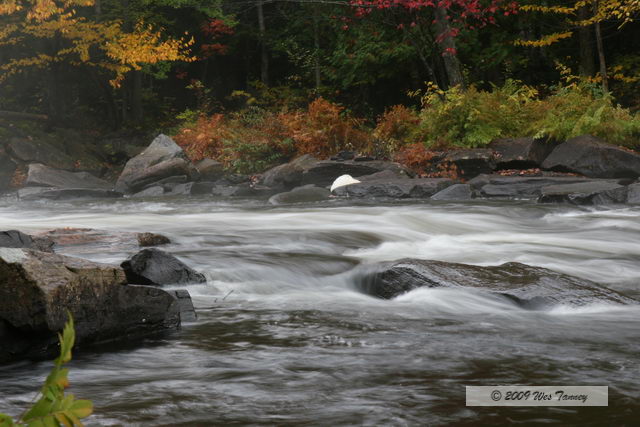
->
[3,133,640,207]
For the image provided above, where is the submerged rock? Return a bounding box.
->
[121,248,207,286]
[355,259,636,308]
[0,248,181,363]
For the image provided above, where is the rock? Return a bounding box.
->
[25,163,112,189]
[488,137,557,169]
[0,248,181,363]
[211,183,276,198]
[121,248,206,286]
[8,138,76,171]
[115,134,197,193]
[0,230,54,252]
[442,149,496,180]
[300,160,410,188]
[333,178,457,199]
[269,185,331,205]
[354,155,376,162]
[195,158,224,180]
[355,258,636,308]
[541,135,640,178]
[431,184,473,201]
[131,186,165,198]
[627,183,640,204]
[0,146,18,193]
[169,289,197,322]
[261,154,319,190]
[141,175,189,190]
[17,187,122,200]
[538,181,628,205]
[137,232,171,247]
[469,175,603,199]
[330,151,356,161]
[356,168,413,181]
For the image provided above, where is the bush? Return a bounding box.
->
[372,105,420,158]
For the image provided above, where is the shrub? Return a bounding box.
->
[372,105,420,158]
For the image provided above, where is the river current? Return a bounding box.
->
[0,197,638,425]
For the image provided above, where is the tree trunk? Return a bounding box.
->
[433,7,464,88]
[131,70,143,122]
[312,4,321,91]
[593,1,608,92]
[257,0,269,85]
[577,6,595,77]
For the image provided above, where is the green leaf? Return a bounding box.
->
[0,413,17,427]
[68,401,92,420]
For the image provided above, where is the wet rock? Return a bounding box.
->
[261,154,319,190]
[141,175,189,190]
[431,184,473,201]
[333,178,456,199]
[17,187,122,200]
[211,183,276,198]
[627,183,640,204]
[442,149,496,180]
[0,230,54,252]
[269,185,331,205]
[195,158,224,181]
[489,137,557,170]
[169,289,197,322]
[0,248,180,363]
[115,134,197,194]
[355,258,636,308]
[25,163,112,189]
[538,181,628,205]
[469,175,601,199]
[541,135,640,179]
[300,160,410,188]
[137,232,171,247]
[131,185,165,198]
[121,248,206,286]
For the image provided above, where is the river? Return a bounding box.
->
[0,197,639,425]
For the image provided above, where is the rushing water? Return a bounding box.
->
[0,197,639,425]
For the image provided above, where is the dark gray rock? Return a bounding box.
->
[17,187,122,200]
[330,151,356,161]
[442,149,496,179]
[141,175,189,190]
[121,248,206,286]
[0,146,17,193]
[469,175,601,199]
[300,160,410,188]
[431,184,473,201]
[261,154,318,190]
[538,181,628,205]
[356,169,413,182]
[8,138,76,170]
[26,163,112,189]
[0,248,180,363]
[115,134,197,193]
[195,158,224,181]
[355,258,636,308]
[131,186,165,198]
[333,178,456,199]
[269,185,331,205]
[627,183,640,204]
[488,137,557,169]
[0,230,53,252]
[169,289,197,322]
[541,135,640,178]
[211,183,276,198]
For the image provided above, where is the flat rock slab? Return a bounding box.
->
[333,178,457,199]
[469,175,618,199]
[26,163,112,189]
[18,187,122,200]
[0,248,180,362]
[355,259,637,309]
[431,184,473,201]
[538,181,628,205]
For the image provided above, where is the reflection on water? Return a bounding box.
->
[0,197,638,425]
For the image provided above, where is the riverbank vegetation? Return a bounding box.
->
[1,0,639,173]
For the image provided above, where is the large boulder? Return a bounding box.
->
[195,158,224,181]
[538,181,628,205]
[355,259,636,308]
[0,248,181,362]
[8,138,76,171]
[115,134,197,194]
[25,163,112,189]
[430,183,473,201]
[261,154,319,190]
[488,137,557,169]
[268,185,331,205]
[121,248,206,286]
[0,230,53,252]
[541,135,640,178]
[333,178,457,199]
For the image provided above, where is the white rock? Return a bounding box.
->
[330,174,361,192]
